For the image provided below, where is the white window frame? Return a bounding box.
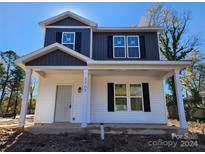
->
[114,83,128,111]
[113,35,126,58]
[114,83,144,112]
[61,32,76,50]
[127,35,141,58]
[129,84,144,111]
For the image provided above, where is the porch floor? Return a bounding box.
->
[25,123,187,135]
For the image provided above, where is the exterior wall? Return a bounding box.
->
[90,75,167,124]
[34,73,167,124]
[44,28,90,57]
[25,50,87,66]
[92,32,159,60]
[48,17,88,26]
[34,73,84,123]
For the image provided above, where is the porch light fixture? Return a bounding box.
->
[78,87,82,93]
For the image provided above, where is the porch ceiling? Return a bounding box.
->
[32,69,173,80]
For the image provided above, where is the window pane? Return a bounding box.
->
[115,98,127,111]
[131,98,142,111]
[130,84,142,96]
[114,36,125,46]
[115,84,126,96]
[63,33,74,43]
[114,47,125,58]
[128,47,139,58]
[128,36,139,46]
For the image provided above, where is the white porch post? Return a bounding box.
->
[174,69,187,129]
[18,68,32,128]
[81,69,89,128]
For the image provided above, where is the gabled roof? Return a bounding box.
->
[39,11,97,29]
[15,43,94,68]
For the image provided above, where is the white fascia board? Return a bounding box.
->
[39,11,97,30]
[87,60,192,66]
[15,43,93,66]
[86,60,191,71]
[95,27,163,32]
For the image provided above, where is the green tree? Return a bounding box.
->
[0,51,17,112]
[11,65,25,118]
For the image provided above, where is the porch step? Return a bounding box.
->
[86,124,187,135]
[25,123,187,135]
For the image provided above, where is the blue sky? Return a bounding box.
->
[0,2,205,56]
[0,2,204,94]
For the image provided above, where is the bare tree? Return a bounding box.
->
[140,4,199,111]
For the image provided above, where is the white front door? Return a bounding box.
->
[54,85,72,122]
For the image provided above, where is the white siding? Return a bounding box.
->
[35,73,167,124]
[90,75,167,124]
[34,73,84,123]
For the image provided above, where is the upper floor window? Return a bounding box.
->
[113,35,140,58]
[62,32,75,50]
[127,36,140,58]
[113,36,126,58]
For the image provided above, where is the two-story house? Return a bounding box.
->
[16,11,191,129]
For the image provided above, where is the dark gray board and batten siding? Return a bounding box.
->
[48,17,88,26]
[92,32,160,60]
[44,28,91,57]
[25,50,87,66]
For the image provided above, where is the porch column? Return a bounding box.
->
[81,69,89,128]
[18,68,32,128]
[174,69,187,129]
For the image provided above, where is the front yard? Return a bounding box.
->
[0,116,205,152]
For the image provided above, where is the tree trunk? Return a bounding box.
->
[13,89,19,119]
[6,88,14,113]
[29,92,33,114]
[0,63,11,110]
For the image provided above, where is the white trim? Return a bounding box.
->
[88,60,192,65]
[61,32,76,50]
[46,26,91,29]
[113,35,126,58]
[39,11,97,30]
[127,35,140,59]
[26,66,88,70]
[95,27,163,32]
[90,28,93,58]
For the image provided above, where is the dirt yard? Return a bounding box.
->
[0,116,205,152]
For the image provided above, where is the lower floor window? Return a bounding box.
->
[131,98,143,111]
[114,83,143,111]
[115,98,127,111]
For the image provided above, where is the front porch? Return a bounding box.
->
[18,64,188,129]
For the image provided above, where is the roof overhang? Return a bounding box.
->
[39,11,97,30]
[15,43,94,69]
[94,27,163,32]
[87,60,191,70]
